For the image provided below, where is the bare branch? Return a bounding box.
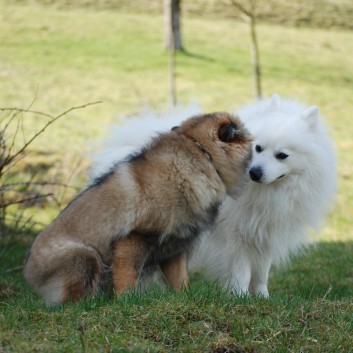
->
[2,149,31,175]
[0,193,54,208]
[0,101,101,233]
[0,109,21,137]
[228,0,252,18]
[1,108,54,120]
[1,101,102,168]
[0,181,79,194]
[49,193,62,209]
[226,0,262,98]
[2,111,22,168]
[56,156,85,205]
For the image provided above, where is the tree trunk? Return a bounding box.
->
[228,0,262,98]
[168,32,177,106]
[164,0,183,51]
[249,14,262,98]
[165,0,178,105]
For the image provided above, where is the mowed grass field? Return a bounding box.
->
[0,3,353,353]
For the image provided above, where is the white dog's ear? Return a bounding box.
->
[270,93,281,107]
[302,106,319,131]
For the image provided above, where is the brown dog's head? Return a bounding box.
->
[176,112,253,196]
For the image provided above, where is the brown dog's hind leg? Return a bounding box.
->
[61,247,104,304]
[160,253,189,291]
[112,234,146,294]
[24,244,104,306]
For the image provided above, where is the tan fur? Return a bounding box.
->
[160,253,188,291]
[112,234,145,294]
[24,112,252,305]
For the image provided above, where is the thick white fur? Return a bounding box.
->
[90,95,336,297]
[90,103,202,180]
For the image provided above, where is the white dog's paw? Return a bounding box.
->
[227,285,250,297]
[253,285,269,298]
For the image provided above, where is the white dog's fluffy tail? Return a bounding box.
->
[89,103,202,180]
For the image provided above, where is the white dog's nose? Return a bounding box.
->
[249,167,263,182]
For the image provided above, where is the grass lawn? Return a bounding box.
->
[0,3,352,352]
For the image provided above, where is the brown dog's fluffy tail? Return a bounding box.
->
[24,240,104,306]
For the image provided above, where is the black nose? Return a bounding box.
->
[249,167,263,182]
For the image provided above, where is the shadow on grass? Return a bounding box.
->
[179,49,217,63]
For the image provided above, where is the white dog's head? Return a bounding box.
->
[239,94,325,184]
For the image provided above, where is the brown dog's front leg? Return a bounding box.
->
[160,253,189,291]
[112,234,145,294]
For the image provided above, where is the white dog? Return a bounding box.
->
[90,95,336,297]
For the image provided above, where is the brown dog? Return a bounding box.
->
[24,112,252,305]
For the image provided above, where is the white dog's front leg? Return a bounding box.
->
[249,256,272,298]
[225,255,252,296]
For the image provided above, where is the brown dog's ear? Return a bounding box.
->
[171,126,179,131]
[218,123,238,142]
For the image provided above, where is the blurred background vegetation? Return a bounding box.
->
[5,0,353,30]
[1,0,352,238]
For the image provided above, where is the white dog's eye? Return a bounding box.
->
[276,152,289,160]
[255,145,263,153]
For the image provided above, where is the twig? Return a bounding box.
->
[1,101,102,168]
[56,155,84,205]
[3,111,22,167]
[0,109,22,136]
[0,181,80,193]
[228,0,252,18]
[0,193,54,208]
[1,150,30,175]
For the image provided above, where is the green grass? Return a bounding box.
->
[1,243,353,353]
[1,249,353,353]
[0,3,353,352]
